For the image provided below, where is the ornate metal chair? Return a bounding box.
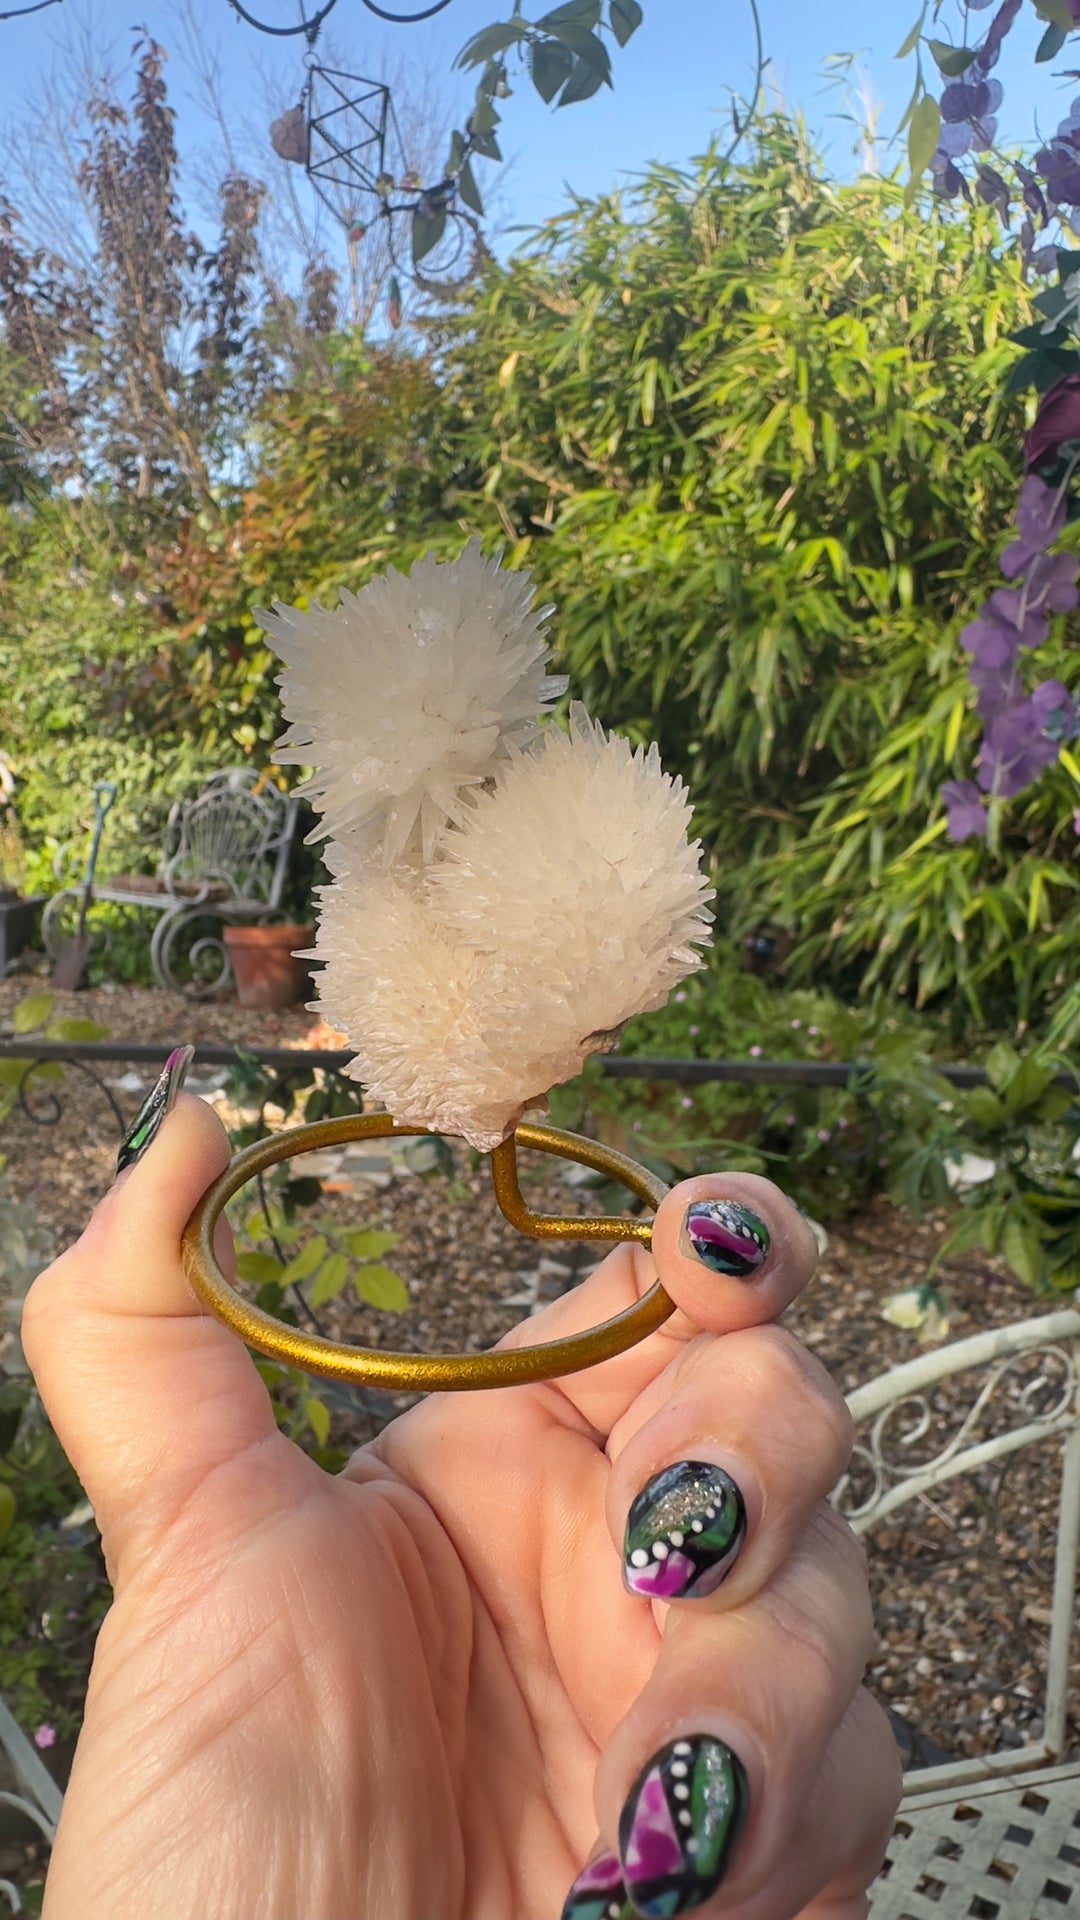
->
[42,770,301,995]
[833,1306,1080,1918]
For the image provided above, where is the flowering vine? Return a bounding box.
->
[898,0,1080,838]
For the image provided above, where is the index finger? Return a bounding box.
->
[498,1172,821,1437]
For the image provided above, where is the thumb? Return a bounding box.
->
[21,1088,279,1582]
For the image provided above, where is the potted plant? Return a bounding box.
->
[0,754,45,977]
[222,801,327,1010]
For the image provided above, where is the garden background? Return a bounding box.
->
[1,10,1080,1909]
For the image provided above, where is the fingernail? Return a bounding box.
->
[623,1462,746,1600]
[681,1200,769,1278]
[618,1734,750,1917]
[560,1847,635,1919]
[115,1045,195,1175]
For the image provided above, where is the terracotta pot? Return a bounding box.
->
[222,923,316,1010]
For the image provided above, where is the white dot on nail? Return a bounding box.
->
[691,1520,703,1533]
[679,1810,693,1826]
[669,1531,684,1547]
[674,1784,689,1799]
[630,1549,649,1567]
[671,1761,688,1777]
[686,1837,699,1854]
[653,1541,669,1559]
[674,1741,692,1755]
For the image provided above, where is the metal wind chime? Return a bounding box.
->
[230,0,489,314]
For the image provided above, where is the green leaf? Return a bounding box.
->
[412,206,448,265]
[11,993,55,1035]
[447,128,467,172]
[610,0,643,44]
[1035,0,1074,33]
[1002,1218,1045,1288]
[355,1263,410,1311]
[894,5,926,57]
[529,36,576,101]
[236,1251,285,1286]
[309,1250,350,1307]
[42,1016,110,1042]
[343,1228,399,1258]
[1004,1056,1057,1115]
[280,1234,328,1284]
[0,1481,14,1545]
[455,20,528,69]
[640,359,659,426]
[540,22,612,80]
[964,1087,1006,1129]
[558,56,605,104]
[1037,21,1068,62]
[304,1396,330,1447]
[458,157,484,216]
[985,1043,1021,1093]
[926,40,978,77]
[906,94,941,193]
[537,0,602,26]
[470,93,501,135]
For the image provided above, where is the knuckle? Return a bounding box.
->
[744,1324,854,1470]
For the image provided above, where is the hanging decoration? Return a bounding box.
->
[233,0,490,293]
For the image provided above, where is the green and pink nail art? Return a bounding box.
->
[617,1734,749,1917]
[115,1045,195,1175]
[559,1849,635,1920]
[682,1200,769,1278]
[623,1462,746,1600]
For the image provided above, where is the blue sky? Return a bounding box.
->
[3,0,1079,246]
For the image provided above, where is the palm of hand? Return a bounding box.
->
[67,1384,642,1920]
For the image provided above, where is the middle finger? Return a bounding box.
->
[605,1324,853,1614]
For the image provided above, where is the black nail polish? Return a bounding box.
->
[115,1045,195,1175]
[618,1734,750,1916]
[623,1462,746,1600]
[560,1847,635,1919]
[681,1200,769,1278]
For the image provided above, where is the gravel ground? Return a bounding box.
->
[0,973,1077,1879]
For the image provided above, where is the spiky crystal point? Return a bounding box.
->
[310,709,714,1149]
[256,541,567,867]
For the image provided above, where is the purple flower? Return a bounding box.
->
[1025,550,1079,614]
[960,611,1021,667]
[938,121,973,161]
[1000,476,1066,576]
[941,79,992,123]
[981,0,1022,60]
[1030,677,1078,741]
[34,1725,57,1750]
[749,1043,762,1057]
[1027,374,1080,472]
[987,585,1054,647]
[969,652,1023,721]
[942,779,988,841]
[977,697,1064,797]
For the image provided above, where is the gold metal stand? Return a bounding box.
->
[181,1116,674,1390]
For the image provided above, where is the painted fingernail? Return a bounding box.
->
[618,1734,750,1917]
[115,1045,195,1175]
[623,1462,746,1600]
[681,1200,769,1278]
[560,1847,635,1920]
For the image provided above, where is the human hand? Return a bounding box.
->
[23,1090,900,1920]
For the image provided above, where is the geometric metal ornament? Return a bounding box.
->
[304,66,403,225]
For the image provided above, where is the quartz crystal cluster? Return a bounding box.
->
[257,542,714,1148]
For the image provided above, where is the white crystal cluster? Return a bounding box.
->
[258,542,714,1149]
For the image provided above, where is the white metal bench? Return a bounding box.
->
[42,769,300,995]
[832,1306,1080,1917]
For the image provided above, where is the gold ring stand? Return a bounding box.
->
[181,1116,674,1391]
